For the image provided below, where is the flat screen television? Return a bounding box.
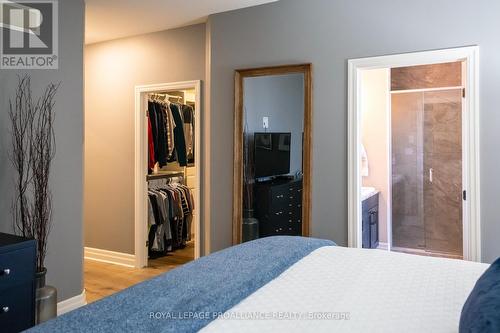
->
[254,132,291,178]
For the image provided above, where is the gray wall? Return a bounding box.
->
[207,0,500,263]
[0,0,84,301]
[244,74,304,175]
[84,24,206,254]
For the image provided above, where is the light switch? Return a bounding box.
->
[263,117,269,129]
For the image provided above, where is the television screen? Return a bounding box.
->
[254,132,291,178]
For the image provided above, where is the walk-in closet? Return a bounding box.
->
[139,82,201,268]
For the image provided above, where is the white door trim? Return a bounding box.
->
[134,80,202,268]
[347,46,481,262]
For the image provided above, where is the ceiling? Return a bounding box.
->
[85,0,278,44]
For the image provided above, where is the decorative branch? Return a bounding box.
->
[30,82,59,270]
[9,75,35,239]
[9,75,59,272]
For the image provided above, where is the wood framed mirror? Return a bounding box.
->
[233,64,313,245]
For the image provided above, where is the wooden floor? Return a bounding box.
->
[84,242,194,303]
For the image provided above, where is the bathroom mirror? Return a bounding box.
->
[233,64,312,244]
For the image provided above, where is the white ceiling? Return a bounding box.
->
[85,0,278,44]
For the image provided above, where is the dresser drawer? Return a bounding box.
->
[0,247,36,289]
[270,188,288,205]
[0,284,35,332]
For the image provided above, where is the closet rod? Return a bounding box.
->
[149,93,183,101]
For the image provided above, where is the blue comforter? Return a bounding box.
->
[29,236,335,332]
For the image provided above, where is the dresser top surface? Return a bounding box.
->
[0,232,35,251]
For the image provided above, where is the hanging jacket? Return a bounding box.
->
[165,103,175,159]
[148,101,159,161]
[182,104,195,163]
[169,103,187,166]
[147,117,156,170]
[154,102,168,167]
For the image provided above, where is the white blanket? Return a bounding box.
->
[202,246,488,333]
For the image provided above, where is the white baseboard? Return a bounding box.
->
[57,290,87,316]
[84,247,136,268]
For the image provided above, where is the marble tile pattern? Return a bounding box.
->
[423,90,463,255]
[391,61,462,91]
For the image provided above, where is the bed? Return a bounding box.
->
[28,236,494,333]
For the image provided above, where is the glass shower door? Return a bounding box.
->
[391,89,463,256]
[391,92,425,250]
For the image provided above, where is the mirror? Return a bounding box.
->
[233,64,312,244]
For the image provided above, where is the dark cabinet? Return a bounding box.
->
[254,178,303,237]
[0,233,36,333]
[362,193,379,249]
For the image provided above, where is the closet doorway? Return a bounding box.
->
[134,81,202,268]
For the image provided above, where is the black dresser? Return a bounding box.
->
[0,233,36,333]
[254,178,303,237]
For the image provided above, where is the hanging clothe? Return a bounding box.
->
[182,104,195,164]
[169,102,188,167]
[147,180,194,257]
[147,117,155,170]
[165,103,176,159]
[147,99,194,170]
[148,101,159,162]
[154,102,168,167]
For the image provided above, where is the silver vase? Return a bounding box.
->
[35,267,57,324]
[242,209,259,242]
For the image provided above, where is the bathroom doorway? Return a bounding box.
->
[347,47,481,262]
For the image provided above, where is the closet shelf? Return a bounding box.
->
[147,171,184,181]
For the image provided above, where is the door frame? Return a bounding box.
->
[134,80,202,268]
[347,46,481,262]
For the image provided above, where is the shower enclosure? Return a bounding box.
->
[391,63,463,257]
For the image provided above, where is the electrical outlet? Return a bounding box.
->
[263,117,269,129]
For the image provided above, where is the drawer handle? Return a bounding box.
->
[2,269,10,276]
[2,306,9,313]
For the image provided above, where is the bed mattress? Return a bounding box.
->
[28,237,488,332]
[202,246,488,333]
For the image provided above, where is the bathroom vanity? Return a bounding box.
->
[361,189,379,249]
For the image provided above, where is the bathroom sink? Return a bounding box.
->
[361,187,377,201]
